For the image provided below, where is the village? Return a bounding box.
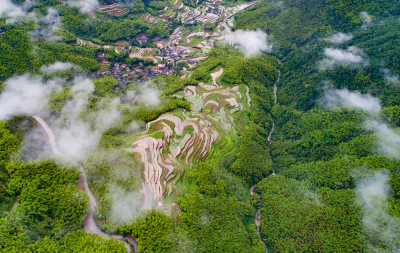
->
[94,43,198,86]
[87,0,259,85]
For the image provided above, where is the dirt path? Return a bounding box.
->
[210,68,224,87]
[220,0,260,36]
[32,116,138,253]
[32,116,62,156]
[245,86,251,107]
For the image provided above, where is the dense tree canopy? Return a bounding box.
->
[1,0,400,252]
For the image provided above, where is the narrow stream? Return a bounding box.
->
[251,59,281,253]
[32,115,138,253]
[268,60,281,174]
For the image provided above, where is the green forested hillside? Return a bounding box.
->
[1,0,400,252]
[235,0,400,251]
[0,122,126,251]
[235,0,400,110]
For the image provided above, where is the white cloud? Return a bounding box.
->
[0,74,122,162]
[321,87,400,159]
[109,184,154,224]
[121,90,137,104]
[140,87,161,107]
[0,74,163,164]
[0,75,62,120]
[51,95,121,162]
[318,47,368,71]
[128,121,144,132]
[361,12,373,29]
[382,69,399,85]
[40,61,76,74]
[59,77,94,118]
[365,120,400,159]
[21,125,55,160]
[356,170,400,251]
[52,119,99,161]
[33,8,62,42]
[225,29,273,57]
[321,87,381,115]
[93,98,121,131]
[66,0,99,14]
[328,32,353,44]
[52,77,121,162]
[1,3,62,40]
[84,149,154,224]
[0,0,26,23]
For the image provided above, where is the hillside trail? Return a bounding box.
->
[250,58,281,253]
[32,115,138,253]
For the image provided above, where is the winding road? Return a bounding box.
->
[32,116,138,253]
[220,0,260,45]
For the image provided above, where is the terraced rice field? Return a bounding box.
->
[127,70,249,202]
[97,3,129,17]
[99,61,111,72]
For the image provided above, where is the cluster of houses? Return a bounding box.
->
[97,56,176,86]
[135,34,150,46]
[96,44,199,86]
[154,46,187,66]
[92,0,254,88]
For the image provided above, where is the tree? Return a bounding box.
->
[120,210,174,253]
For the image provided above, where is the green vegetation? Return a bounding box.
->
[120,210,175,253]
[1,0,400,252]
[120,163,265,253]
[0,27,35,79]
[193,47,278,184]
[233,0,400,251]
[0,153,125,251]
[181,0,206,8]
[176,163,263,253]
[59,3,172,44]
[256,175,364,252]
[235,0,400,110]
[123,75,193,123]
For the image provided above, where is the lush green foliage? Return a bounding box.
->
[176,163,264,253]
[190,46,278,183]
[0,122,20,214]
[59,5,172,44]
[256,175,364,252]
[0,122,125,251]
[123,75,193,123]
[0,159,124,251]
[1,0,400,252]
[235,0,400,110]
[121,210,175,253]
[0,27,35,79]
[234,0,400,251]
